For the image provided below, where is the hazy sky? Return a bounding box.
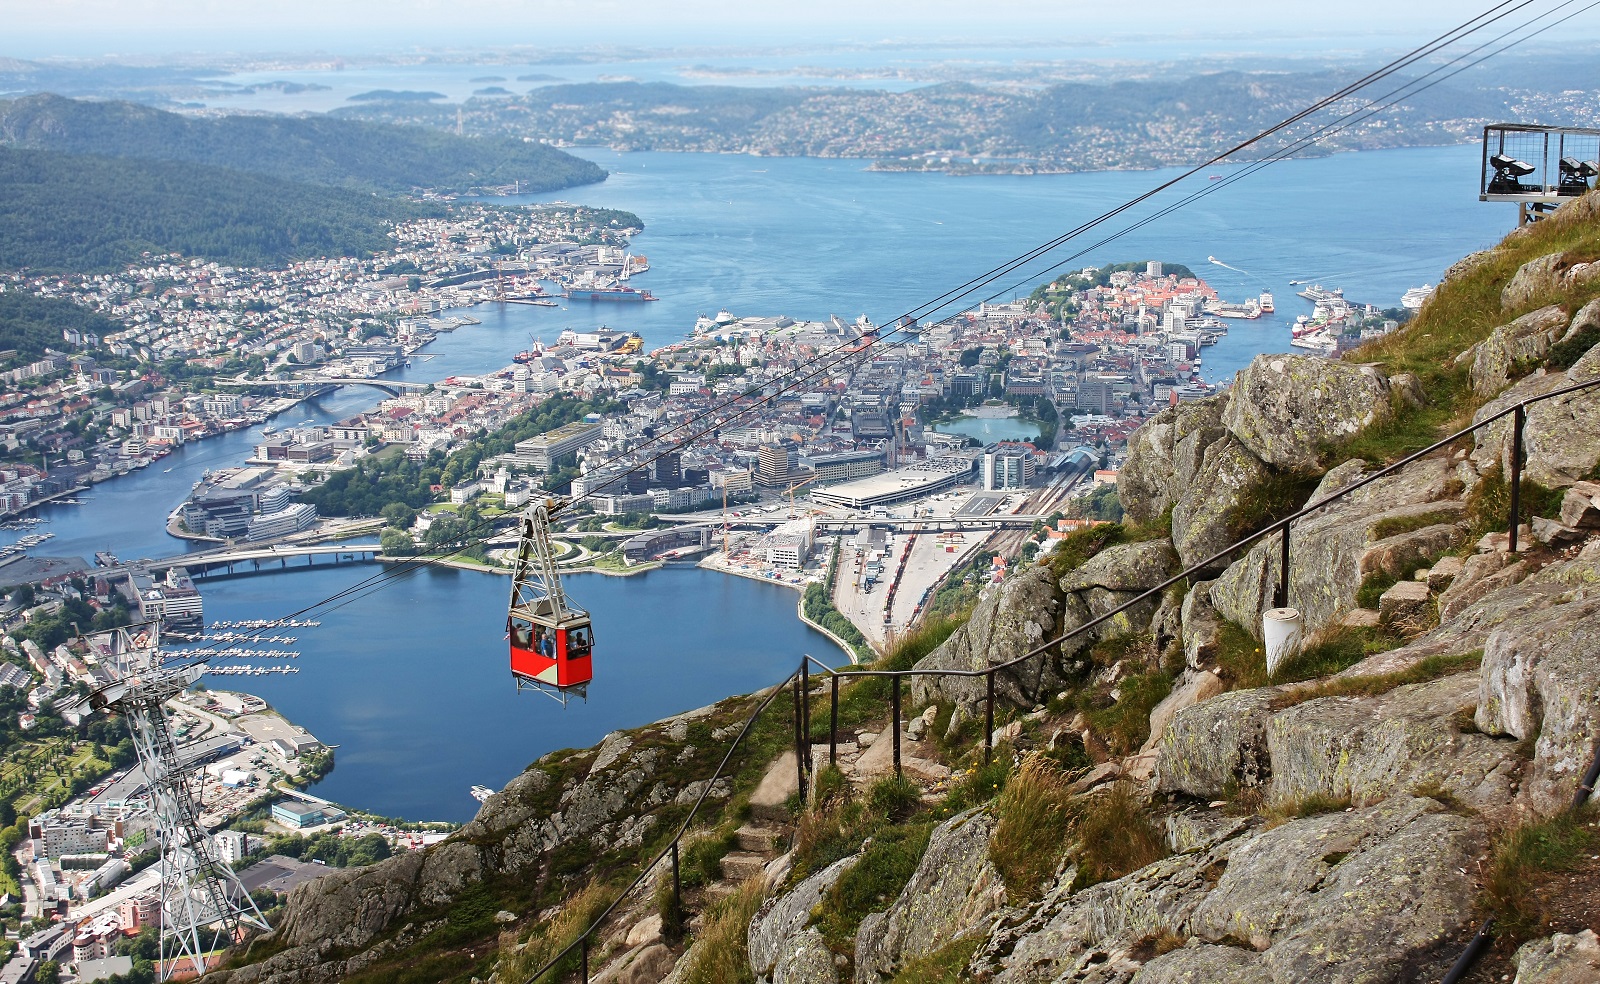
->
[6,0,1577,59]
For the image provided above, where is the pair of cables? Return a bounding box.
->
[161,0,1593,673]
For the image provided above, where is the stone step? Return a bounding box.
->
[735,824,783,855]
[748,751,798,822]
[718,850,769,883]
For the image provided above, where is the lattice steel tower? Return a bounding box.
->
[89,624,268,980]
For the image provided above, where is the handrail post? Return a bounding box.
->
[984,670,995,766]
[581,937,589,982]
[792,676,806,799]
[829,674,839,768]
[1275,525,1290,609]
[1509,405,1526,553]
[670,841,682,935]
[801,660,811,788]
[891,676,902,778]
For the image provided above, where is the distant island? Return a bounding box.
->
[347,89,446,102]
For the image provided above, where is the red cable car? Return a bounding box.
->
[507,498,592,702]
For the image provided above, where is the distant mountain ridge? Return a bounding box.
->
[0,145,438,272]
[0,92,605,195]
[332,70,1530,172]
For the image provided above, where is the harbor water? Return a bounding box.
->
[17,142,1511,820]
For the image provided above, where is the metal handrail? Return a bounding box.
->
[523,665,800,983]
[527,371,1600,981]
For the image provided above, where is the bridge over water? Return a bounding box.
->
[214,376,430,398]
[150,543,384,579]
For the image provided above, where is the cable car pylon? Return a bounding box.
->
[86,623,268,980]
[507,497,594,703]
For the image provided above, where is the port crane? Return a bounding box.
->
[507,497,593,703]
[84,623,268,980]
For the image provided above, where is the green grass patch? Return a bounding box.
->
[935,758,1013,819]
[815,821,934,953]
[1465,465,1564,539]
[1369,509,1466,541]
[1269,624,1403,684]
[888,937,983,983]
[1211,619,1271,691]
[1085,670,1173,757]
[680,828,738,888]
[1268,651,1483,711]
[1355,570,1402,610]
[1547,323,1600,371]
[1264,793,1351,827]
[1048,523,1130,578]
[1226,471,1321,546]
[1483,808,1599,943]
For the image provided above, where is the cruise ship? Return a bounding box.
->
[1401,284,1436,310]
[1259,291,1275,313]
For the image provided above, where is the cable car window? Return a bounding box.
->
[510,619,532,650]
[568,626,593,655]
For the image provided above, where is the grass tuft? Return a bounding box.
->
[888,937,984,984]
[990,754,1076,903]
[1268,651,1482,711]
[679,878,766,984]
[1264,793,1351,827]
[492,881,611,983]
[1483,808,1599,943]
[1070,781,1170,891]
[816,821,935,954]
[1269,624,1403,684]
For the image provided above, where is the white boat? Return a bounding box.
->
[1401,284,1435,310]
[470,785,494,803]
[1290,330,1339,355]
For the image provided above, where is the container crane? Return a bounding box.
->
[507,497,593,703]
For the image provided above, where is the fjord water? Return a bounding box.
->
[29,143,1511,820]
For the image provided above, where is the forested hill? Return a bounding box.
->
[0,93,605,195]
[0,146,439,272]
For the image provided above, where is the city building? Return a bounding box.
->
[756,443,791,485]
[214,829,249,865]
[510,422,603,471]
[270,800,329,829]
[982,443,1037,490]
[801,449,885,483]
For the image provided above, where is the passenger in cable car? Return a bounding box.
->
[510,620,532,651]
[568,625,592,655]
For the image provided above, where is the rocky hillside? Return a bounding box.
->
[217,192,1600,984]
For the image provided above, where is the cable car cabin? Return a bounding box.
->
[507,498,592,702]
[508,604,593,693]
